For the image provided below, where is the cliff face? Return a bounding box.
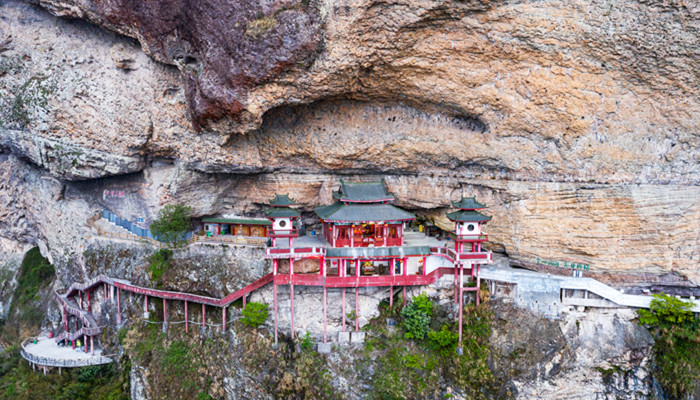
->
[0,0,698,285]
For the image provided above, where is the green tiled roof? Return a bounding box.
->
[332,179,395,203]
[451,197,486,210]
[445,210,492,223]
[264,207,300,218]
[269,194,296,206]
[326,246,431,258]
[315,202,415,223]
[202,217,272,226]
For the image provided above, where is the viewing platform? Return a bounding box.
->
[20,336,113,372]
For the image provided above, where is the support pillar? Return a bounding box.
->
[273,283,278,344]
[202,304,206,330]
[116,288,122,324]
[422,256,427,275]
[290,258,295,339]
[185,301,189,333]
[87,291,91,312]
[90,336,94,356]
[144,294,148,317]
[163,298,167,332]
[458,264,464,344]
[389,285,393,308]
[342,288,346,332]
[290,284,295,339]
[402,258,407,305]
[84,334,88,353]
[243,293,247,308]
[476,265,481,306]
[355,286,359,331]
[323,286,327,343]
[222,306,227,332]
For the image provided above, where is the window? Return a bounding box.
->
[279,220,287,228]
[466,224,475,232]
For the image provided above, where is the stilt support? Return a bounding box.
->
[163,298,167,332]
[355,287,359,331]
[273,283,278,344]
[342,288,346,332]
[290,284,295,339]
[116,288,122,324]
[323,286,328,343]
[185,301,189,333]
[202,304,206,331]
[222,306,227,332]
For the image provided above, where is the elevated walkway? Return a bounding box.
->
[482,264,700,317]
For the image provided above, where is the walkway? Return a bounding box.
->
[21,336,112,370]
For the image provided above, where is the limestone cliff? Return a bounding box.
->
[0,0,698,293]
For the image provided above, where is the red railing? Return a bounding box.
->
[268,229,299,238]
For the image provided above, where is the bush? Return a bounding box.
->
[401,295,433,340]
[147,249,173,282]
[428,325,458,357]
[637,293,700,399]
[150,204,192,245]
[242,302,269,328]
[300,332,314,351]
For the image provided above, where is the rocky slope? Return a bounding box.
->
[0,0,698,300]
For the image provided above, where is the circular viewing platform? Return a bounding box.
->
[20,336,113,369]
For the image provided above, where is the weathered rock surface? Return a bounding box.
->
[490,300,657,400]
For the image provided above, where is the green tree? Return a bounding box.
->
[241,302,269,328]
[638,293,700,399]
[150,204,192,245]
[401,294,433,340]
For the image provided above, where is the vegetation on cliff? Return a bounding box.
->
[150,204,192,245]
[362,294,501,399]
[638,293,700,399]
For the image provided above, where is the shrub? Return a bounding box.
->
[428,325,458,357]
[150,204,192,245]
[412,293,433,317]
[401,298,431,340]
[242,302,269,328]
[300,331,314,351]
[637,293,700,399]
[147,249,173,282]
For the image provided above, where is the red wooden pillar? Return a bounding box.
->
[402,257,408,305]
[458,264,464,344]
[202,304,206,329]
[87,291,91,312]
[185,301,189,333]
[163,298,167,330]
[323,285,328,343]
[476,264,481,307]
[341,259,346,332]
[144,294,148,316]
[117,288,122,324]
[355,260,360,331]
[222,306,227,332]
[273,259,278,344]
[290,258,295,339]
[422,256,427,275]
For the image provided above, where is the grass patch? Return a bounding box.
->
[245,16,278,39]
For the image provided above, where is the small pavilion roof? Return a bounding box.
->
[269,194,296,207]
[315,202,415,223]
[452,197,486,210]
[264,207,300,219]
[333,179,395,203]
[446,210,492,223]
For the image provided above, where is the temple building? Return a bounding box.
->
[264,179,493,345]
